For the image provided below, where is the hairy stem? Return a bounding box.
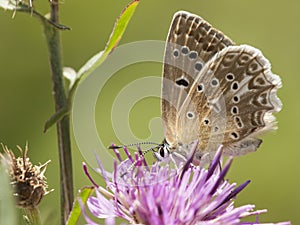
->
[23,207,42,225]
[43,1,74,223]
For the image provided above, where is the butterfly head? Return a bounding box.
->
[153,139,171,161]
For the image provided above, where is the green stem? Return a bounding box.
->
[42,1,74,224]
[23,207,42,225]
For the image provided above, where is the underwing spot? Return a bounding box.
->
[250,62,258,71]
[259,93,268,105]
[247,61,262,75]
[197,83,204,92]
[234,116,244,128]
[189,51,198,60]
[230,132,239,139]
[187,112,194,119]
[226,73,234,81]
[175,78,189,88]
[195,62,203,71]
[231,82,239,90]
[224,53,236,66]
[231,106,238,115]
[181,46,189,55]
[233,96,240,103]
[214,126,219,132]
[211,78,219,87]
[203,118,210,125]
[238,54,251,65]
[173,49,179,58]
[256,77,265,85]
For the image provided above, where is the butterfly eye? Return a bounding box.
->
[154,145,170,161]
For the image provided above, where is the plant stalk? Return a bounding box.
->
[43,1,74,224]
[23,207,42,225]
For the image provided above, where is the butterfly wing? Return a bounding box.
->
[162,11,234,148]
[178,45,282,164]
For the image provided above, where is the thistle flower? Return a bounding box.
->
[82,143,290,225]
[0,143,52,209]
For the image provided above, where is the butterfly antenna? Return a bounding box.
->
[119,146,159,178]
[108,141,160,149]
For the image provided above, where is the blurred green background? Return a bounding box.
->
[0,0,299,224]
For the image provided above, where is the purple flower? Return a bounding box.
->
[81,143,290,225]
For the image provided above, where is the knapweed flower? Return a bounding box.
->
[0,143,52,208]
[82,143,290,225]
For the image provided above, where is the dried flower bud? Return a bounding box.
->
[0,0,33,11]
[0,143,52,209]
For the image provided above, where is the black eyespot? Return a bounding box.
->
[232,82,239,90]
[231,106,238,114]
[187,112,194,119]
[195,62,203,71]
[176,78,189,87]
[181,46,189,54]
[226,73,234,81]
[189,51,198,59]
[204,118,210,125]
[173,49,179,57]
[211,78,219,87]
[235,117,243,128]
[197,84,204,92]
[233,96,239,103]
[231,132,239,139]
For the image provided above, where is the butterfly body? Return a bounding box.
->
[161,11,282,165]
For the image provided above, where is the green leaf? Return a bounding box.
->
[71,0,140,92]
[66,186,94,225]
[0,161,17,225]
[43,0,139,131]
[43,106,69,133]
[63,67,78,90]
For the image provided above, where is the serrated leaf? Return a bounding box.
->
[0,161,17,225]
[66,186,94,225]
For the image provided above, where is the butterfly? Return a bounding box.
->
[153,11,282,165]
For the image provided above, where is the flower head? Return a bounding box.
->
[0,143,52,208]
[82,143,290,225]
